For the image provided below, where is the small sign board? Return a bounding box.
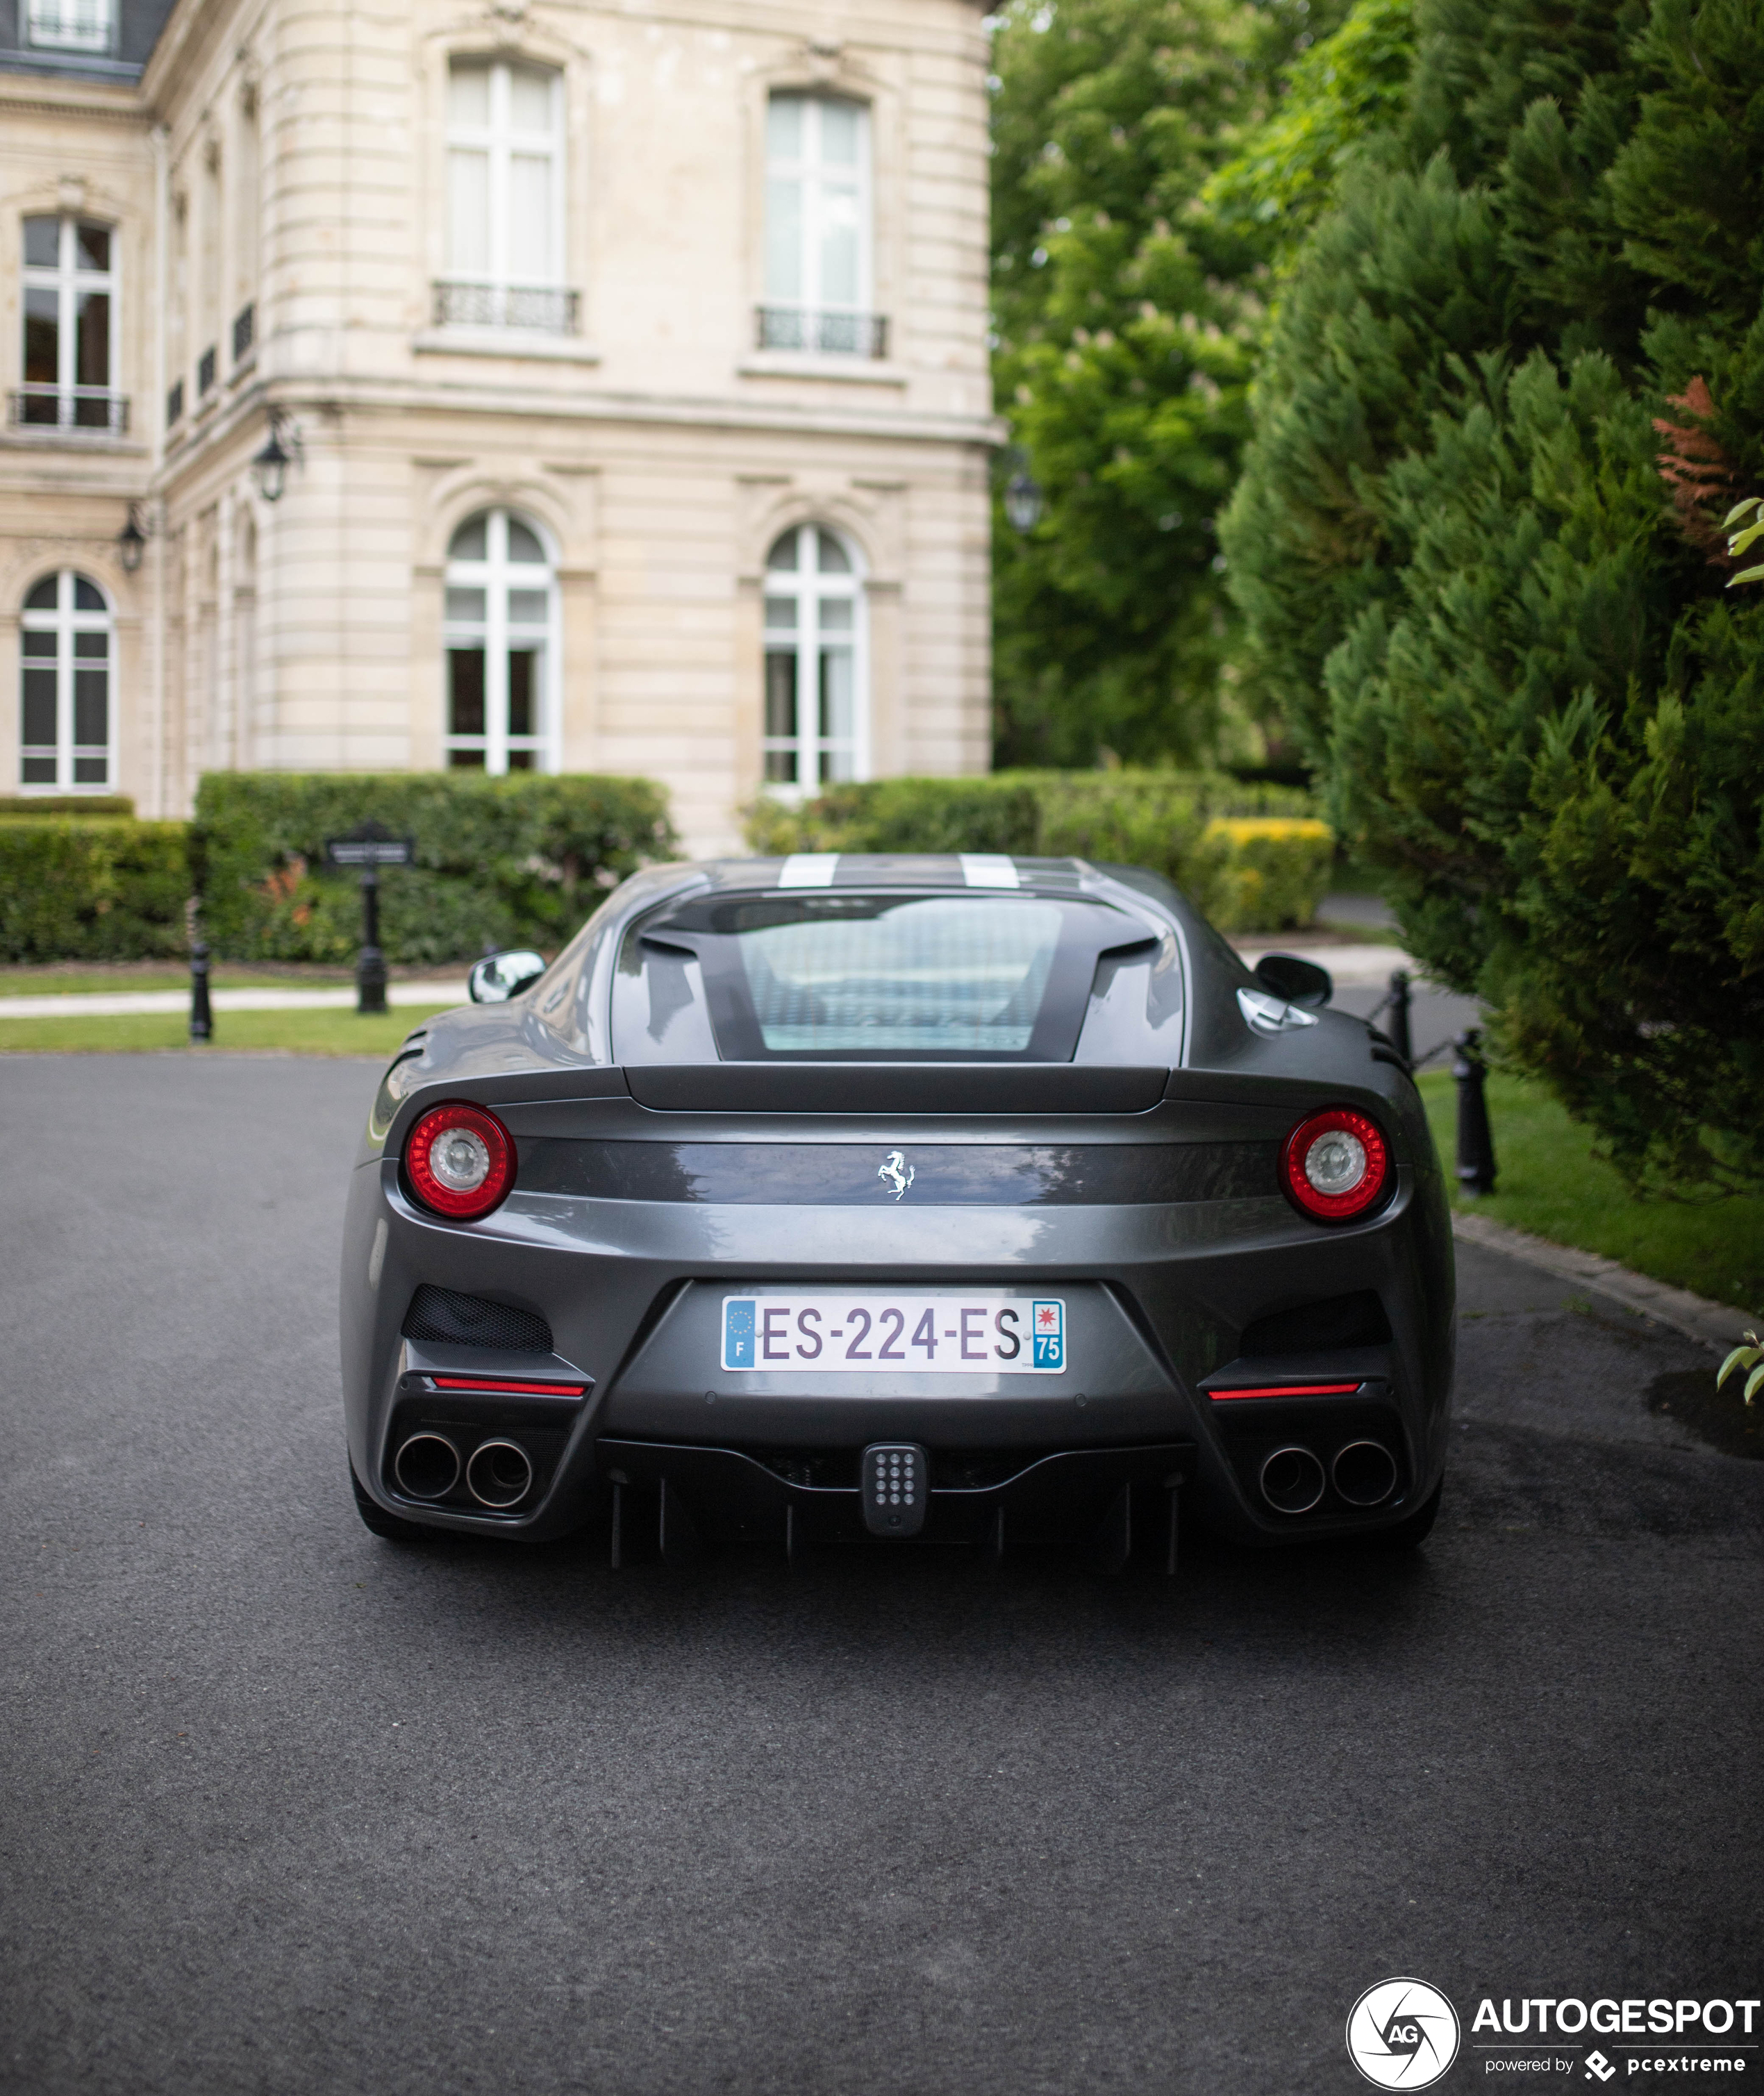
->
[324,823,414,870]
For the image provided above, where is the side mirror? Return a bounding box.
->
[1254,952,1333,1009]
[468,949,548,1004]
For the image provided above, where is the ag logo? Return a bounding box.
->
[1345,1978,1461,2089]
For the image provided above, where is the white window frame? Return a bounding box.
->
[442,58,565,326]
[26,0,114,53]
[442,508,560,775]
[19,570,115,793]
[761,524,869,793]
[764,93,873,345]
[19,215,120,434]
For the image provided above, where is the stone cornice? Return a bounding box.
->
[0,71,149,122]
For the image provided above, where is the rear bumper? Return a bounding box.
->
[598,1436,1194,1551]
[342,1150,1454,1551]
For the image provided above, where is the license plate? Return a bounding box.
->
[721,1294,1067,1375]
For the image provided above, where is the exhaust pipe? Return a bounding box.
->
[1332,1439,1398,1507]
[1260,1445,1325,1515]
[466,1438,534,1510]
[393,1432,460,1501]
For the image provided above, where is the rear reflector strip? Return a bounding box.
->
[1207,1381,1365,1401]
[429,1376,588,1397]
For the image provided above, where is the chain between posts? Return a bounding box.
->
[1365,970,1496,1198]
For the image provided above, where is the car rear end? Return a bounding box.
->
[341,856,1453,1563]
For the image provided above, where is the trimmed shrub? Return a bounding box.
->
[1202,817,1336,933]
[0,795,135,819]
[0,819,191,961]
[743,771,1329,931]
[193,772,677,965]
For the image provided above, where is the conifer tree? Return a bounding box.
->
[1221,0,1764,1189]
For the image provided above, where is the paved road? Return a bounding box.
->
[2,1057,1758,2096]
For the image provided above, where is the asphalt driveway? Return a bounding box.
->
[1,1056,1758,2096]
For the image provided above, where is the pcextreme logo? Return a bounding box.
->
[1347,1979,1463,2089]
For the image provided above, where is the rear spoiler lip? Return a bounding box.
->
[623,1063,1170,1115]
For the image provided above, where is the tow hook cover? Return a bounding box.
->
[861,1442,928,1538]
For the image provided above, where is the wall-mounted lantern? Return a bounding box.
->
[117,500,153,574]
[251,408,303,504]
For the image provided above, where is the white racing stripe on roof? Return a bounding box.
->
[958,854,1020,889]
[778,854,839,888]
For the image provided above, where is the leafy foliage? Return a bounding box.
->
[1220,0,1764,1190]
[194,772,676,965]
[990,0,1352,769]
[0,820,191,962]
[1204,0,1417,253]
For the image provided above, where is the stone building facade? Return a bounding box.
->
[0,0,995,849]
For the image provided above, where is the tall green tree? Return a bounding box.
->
[989,0,1348,769]
[1220,0,1764,1189]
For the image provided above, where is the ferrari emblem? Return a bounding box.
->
[878,1149,915,1201]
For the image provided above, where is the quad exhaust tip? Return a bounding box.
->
[1332,1439,1397,1507]
[466,1438,534,1510]
[394,1432,460,1501]
[1260,1445,1326,1515]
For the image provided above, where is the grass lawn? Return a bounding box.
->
[0,964,454,996]
[0,1004,458,1056]
[1417,1070,1764,1315]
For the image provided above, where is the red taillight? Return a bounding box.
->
[1281,1106,1390,1222]
[404,1102,515,1220]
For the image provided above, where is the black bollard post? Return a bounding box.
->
[1387,968,1413,1065]
[1452,1028,1497,1197]
[189,939,213,1042]
[356,861,388,1015]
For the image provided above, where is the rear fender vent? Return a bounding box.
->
[1240,1290,1392,1357]
[401,1285,553,1355]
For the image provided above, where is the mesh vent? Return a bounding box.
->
[401,1285,552,1355]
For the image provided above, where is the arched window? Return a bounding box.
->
[444,509,558,772]
[763,524,866,787]
[20,571,112,790]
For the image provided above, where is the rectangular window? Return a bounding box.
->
[17,215,121,435]
[761,94,877,356]
[441,60,569,331]
[26,0,114,51]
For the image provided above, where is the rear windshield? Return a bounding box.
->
[622,890,1152,1063]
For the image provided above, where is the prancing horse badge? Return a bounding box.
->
[878,1149,915,1200]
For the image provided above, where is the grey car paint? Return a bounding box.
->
[340,857,1454,1554]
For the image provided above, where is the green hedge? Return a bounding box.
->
[0,795,135,819]
[193,772,678,965]
[0,819,191,961]
[744,772,1331,931]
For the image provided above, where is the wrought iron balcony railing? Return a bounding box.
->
[755,306,889,359]
[431,282,581,335]
[8,386,130,436]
